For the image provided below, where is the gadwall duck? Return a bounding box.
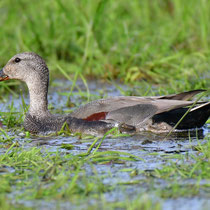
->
[0,52,209,135]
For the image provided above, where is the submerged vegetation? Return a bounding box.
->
[0,0,210,209]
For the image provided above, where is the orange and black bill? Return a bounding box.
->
[0,69,9,81]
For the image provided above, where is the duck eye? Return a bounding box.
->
[15,57,21,63]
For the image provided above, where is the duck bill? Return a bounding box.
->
[0,69,9,81]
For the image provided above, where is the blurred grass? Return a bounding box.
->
[0,0,210,90]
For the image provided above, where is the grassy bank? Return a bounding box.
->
[0,0,210,90]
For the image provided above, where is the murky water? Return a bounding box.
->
[0,80,209,210]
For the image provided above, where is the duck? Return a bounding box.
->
[0,52,209,135]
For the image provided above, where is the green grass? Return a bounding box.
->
[0,127,210,209]
[0,131,156,209]
[0,0,210,209]
[0,0,210,91]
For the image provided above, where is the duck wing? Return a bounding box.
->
[155,89,205,100]
[69,89,209,133]
[71,91,204,123]
[104,99,201,127]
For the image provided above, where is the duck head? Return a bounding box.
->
[0,52,49,84]
[0,52,50,115]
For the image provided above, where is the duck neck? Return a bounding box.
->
[27,78,50,117]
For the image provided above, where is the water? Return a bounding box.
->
[0,79,209,209]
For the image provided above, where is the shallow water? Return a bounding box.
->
[0,80,209,209]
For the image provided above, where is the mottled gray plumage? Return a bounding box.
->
[0,52,209,135]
